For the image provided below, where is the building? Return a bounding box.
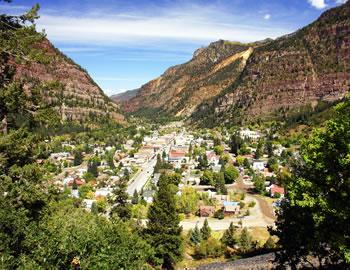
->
[199,206,216,217]
[223,201,240,215]
[168,150,187,163]
[239,128,261,141]
[268,184,285,198]
[252,160,265,171]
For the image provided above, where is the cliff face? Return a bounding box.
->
[123,41,252,116]
[10,39,124,123]
[123,2,349,125]
[197,1,350,125]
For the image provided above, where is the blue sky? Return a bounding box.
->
[0,0,347,95]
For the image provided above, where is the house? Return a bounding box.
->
[223,201,240,215]
[71,189,79,198]
[95,187,112,198]
[83,199,96,209]
[199,206,216,217]
[268,184,285,198]
[142,190,155,203]
[206,151,220,166]
[252,160,265,171]
[239,128,261,141]
[67,178,85,187]
[168,150,186,163]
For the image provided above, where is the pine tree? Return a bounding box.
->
[190,224,202,245]
[73,150,83,166]
[131,189,139,204]
[200,219,211,240]
[221,222,237,248]
[145,174,183,269]
[239,227,253,253]
[263,236,276,250]
[109,177,131,221]
[91,201,98,215]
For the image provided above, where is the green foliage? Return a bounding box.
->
[214,172,227,195]
[200,170,214,185]
[189,225,202,246]
[272,97,350,268]
[221,222,237,248]
[253,174,266,194]
[214,145,224,155]
[144,174,183,269]
[21,201,152,269]
[200,219,211,240]
[132,189,139,204]
[194,237,223,259]
[224,164,239,184]
[177,187,199,215]
[73,149,83,166]
[87,158,99,178]
[238,227,253,253]
[109,177,131,221]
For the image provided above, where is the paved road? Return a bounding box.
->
[126,157,157,195]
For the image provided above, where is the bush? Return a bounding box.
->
[214,209,225,220]
[248,201,256,208]
[194,237,224,259]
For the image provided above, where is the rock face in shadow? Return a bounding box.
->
[9,39,124,123]
[123,2,350,125]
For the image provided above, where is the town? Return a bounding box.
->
[36,119,295,266]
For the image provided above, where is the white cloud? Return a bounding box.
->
[335,0,347,4]
[307,0,327,9]
[264,14,271,20]
[36,4,290,48]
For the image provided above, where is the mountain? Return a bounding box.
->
[123,2,350,126]
[123,41,254,116]
[9,39,124,123]
[111,89,139,104]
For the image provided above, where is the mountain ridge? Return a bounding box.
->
[120,2,350,126]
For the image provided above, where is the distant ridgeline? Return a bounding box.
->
[118,2,350,127]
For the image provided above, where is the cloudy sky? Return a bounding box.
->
[0,0,347,95]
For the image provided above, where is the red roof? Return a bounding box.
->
[270,184,285,194]
[68,178,85,186]
[169,150,186,158]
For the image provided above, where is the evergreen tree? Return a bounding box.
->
[190,225,202,246]
[131,189,139,205]
[87,159,98,178]
[221,222,237,248]
[263,236,276,250]
[91,201,98,215]
[109,177,131,221]
[200,219,211,240]
[145,174,183,269]
[73,150,83,166]
[230,132,243,155]
[255,139,264,159]
[214,172,227,195]
[239,227,253,253]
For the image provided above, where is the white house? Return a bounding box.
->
[239,128,261,141]
[252,160,265,171]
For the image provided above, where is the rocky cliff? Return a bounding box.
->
[123,2,349,126]
[10,39,124,123]
[123,41,253,116]
[193,1,350,126]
